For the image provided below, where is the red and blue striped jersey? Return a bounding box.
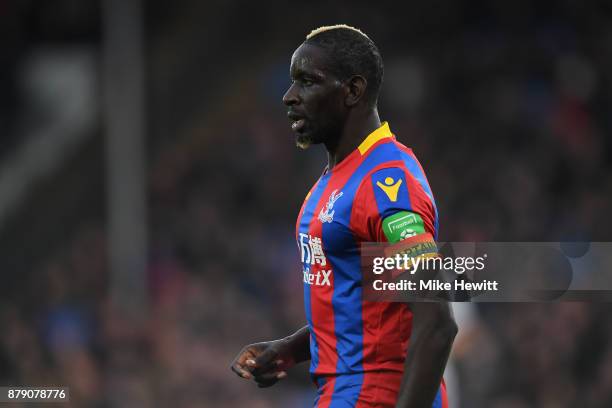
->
[296,122,439,376]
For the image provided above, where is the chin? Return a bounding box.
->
[295,132,314,150]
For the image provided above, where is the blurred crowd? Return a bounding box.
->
[1,1,612,407]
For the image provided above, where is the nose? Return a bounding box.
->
[282,82,299,106]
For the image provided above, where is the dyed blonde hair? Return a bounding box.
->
[303,24,383,107]
[306,24,370,40]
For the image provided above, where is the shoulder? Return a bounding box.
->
[357,162,432,214]
[354,142,437,235]
[357,140,430,200]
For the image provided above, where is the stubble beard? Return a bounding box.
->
[296,133,313,150]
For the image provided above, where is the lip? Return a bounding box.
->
[287,111,305,121]
[287,111,307,133]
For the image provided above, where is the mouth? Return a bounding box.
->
[287,111,307,133]
[292,119,306,132]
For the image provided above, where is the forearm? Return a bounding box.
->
[282,325,311,364]
[396,304,457,408]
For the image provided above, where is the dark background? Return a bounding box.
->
[1,0,611,406]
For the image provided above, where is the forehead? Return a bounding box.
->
[289,43,331,76]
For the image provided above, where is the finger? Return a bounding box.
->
[249,358,281,368]
[255,376,279,388]
[255,371,287,388]
[246,358,268,376]
[251,356,280,376]
[252,359,285,377]
[254,370,287,384]
[254,347,279,368]
[231,363,253,380]
[251,360,281,377]
[233,346,261,373]
[237,349,258,365]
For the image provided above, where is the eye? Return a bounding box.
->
[302,77,314,87]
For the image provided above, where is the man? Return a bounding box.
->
[231,24,457,408]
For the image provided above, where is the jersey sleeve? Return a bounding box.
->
[352,166,437,243]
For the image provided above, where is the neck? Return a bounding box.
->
[325,108,381,170]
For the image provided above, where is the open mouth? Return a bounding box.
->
[287,112,307,132]
[291,118,306,132]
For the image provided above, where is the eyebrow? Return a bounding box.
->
[290,67,325,80]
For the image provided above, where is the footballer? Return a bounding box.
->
[231,25,457,408]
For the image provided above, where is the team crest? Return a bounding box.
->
[318,189,343,223]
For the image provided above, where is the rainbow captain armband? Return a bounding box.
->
[361,214,440,300]
[383,232,438,260]
[383,232,439,280]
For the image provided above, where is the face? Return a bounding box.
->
[282,43,348,149]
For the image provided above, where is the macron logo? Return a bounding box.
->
[303,268,332,287]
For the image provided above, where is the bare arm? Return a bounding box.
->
[395,302,457,408]
[283,325,311,364]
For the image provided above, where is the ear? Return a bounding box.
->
[345,75,367,107]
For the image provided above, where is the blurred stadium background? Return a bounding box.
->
[1,0,612,407]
